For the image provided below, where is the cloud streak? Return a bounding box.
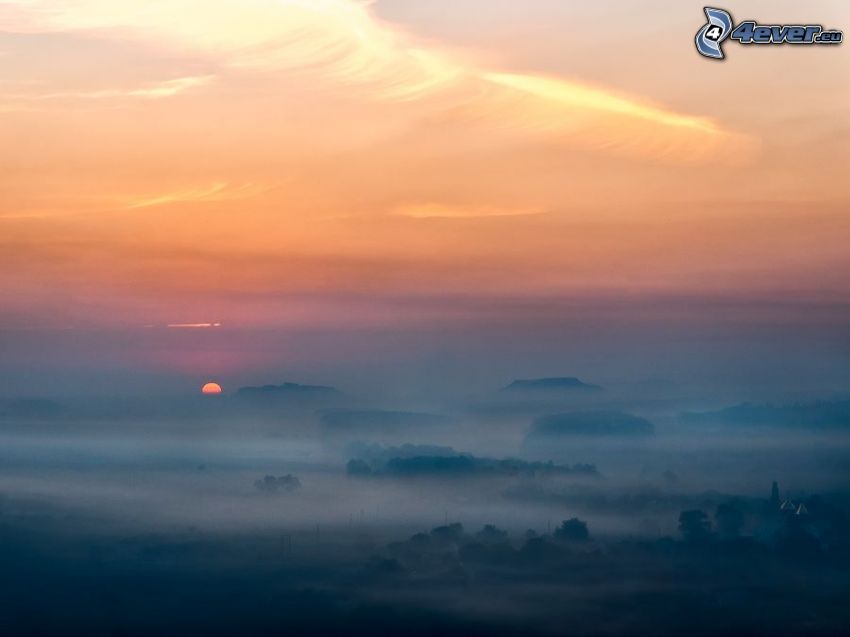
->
[393,203,544,219]
[1,75,214,102]
[165,322,222,328]
[124,182,266,209]
[0,0,749,159]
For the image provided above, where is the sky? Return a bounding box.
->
[1,0,848,395]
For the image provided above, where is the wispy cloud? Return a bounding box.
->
[393,203,544,220]
[483,72,720,135]
[0,0,751,159]
[1,74,214,102]
[165,322,222,328]
[120,74,214,98]
[123,182,263,209]
[0,182,266,220]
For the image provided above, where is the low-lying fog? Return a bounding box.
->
[2,378,850,635]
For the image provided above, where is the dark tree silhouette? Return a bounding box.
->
[253,474,301,493]
[554,517,589,542]
[346,459,372,475]
[475,524,509,544]
[430,523,464,546]
[715,502,745,538]
[678,509,712,542]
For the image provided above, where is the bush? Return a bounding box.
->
[554,517,589,542]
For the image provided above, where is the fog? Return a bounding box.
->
[2,374,850,634]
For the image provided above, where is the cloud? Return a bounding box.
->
[1,74,214,102]
[393,203,544,219]
[0,0,751,160]
[0,181,265,220]
[124,182,265,209]
[165,322,221,328]
[484,72,719,135]
[120,74,214,98]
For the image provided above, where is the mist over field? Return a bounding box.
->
[2,368,850,635]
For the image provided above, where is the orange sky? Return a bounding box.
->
[1,0,849,335]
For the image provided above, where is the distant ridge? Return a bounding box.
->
[235,382,345,408]
[503,377,602,392]
[346,444,599,478]
[681,401,850,428]
[236,382,340,397]
[526,411,654,440]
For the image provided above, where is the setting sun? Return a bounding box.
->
[201,382,222,395]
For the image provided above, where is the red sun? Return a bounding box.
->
[201,382,223,395]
